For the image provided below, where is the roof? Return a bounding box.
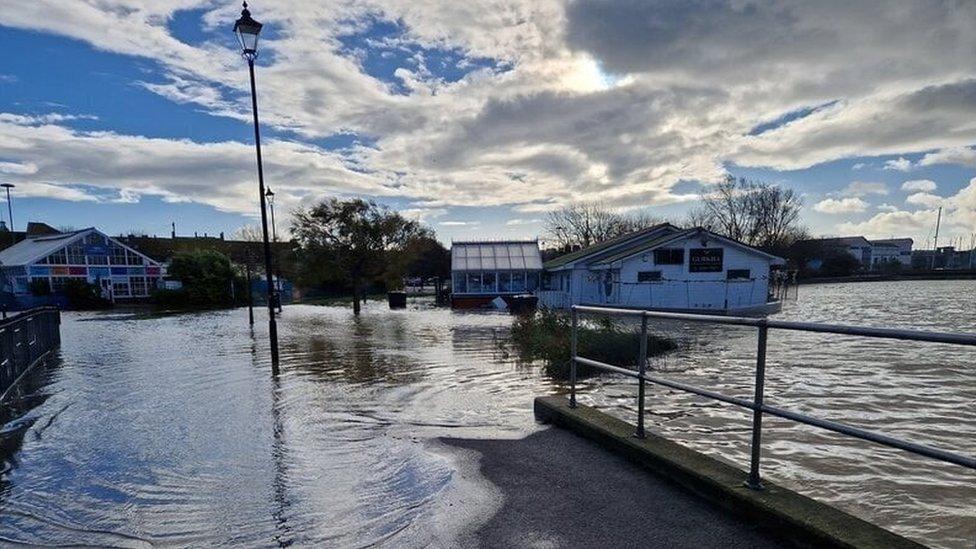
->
[0,228,93,266]
[543,223,678,269]
[0,227,161,267]
[593,228,785,266]
[870,238,913,246]
[451,240,542,271]
[802,236,872,248]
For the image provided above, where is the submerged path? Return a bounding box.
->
[444,428,789,548]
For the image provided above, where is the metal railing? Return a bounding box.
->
[568,304,976,490]
[0,307,61,396]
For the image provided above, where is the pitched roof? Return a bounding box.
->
[543,223,678,269]
[451,240,542,271]
[0,228,92,266]
[593,228,786,266]
[802,236,872,248]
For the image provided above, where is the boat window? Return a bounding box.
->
[653,248,684,265]
[637,270,662,282]
[727,269,751,280]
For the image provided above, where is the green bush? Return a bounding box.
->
[510,309,676,379]
[165,250,236,306]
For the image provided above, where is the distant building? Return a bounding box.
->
[0,227,164,308]
[450,240,543,308]
[537,224,785,314]
[796,236,913,271]
[869,238,913,268]
[912,246,975,270]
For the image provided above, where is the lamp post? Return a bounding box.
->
[234,1,279,372]
[265,187,282,313]
[0,183,14,231]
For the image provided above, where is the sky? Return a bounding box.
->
[0,0,975,249]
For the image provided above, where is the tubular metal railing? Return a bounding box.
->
[569,304,976,490]
[0,307,61,396]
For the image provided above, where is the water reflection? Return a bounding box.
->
[0,281,970,548]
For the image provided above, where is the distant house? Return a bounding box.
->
[0,227,164,309]
[797,236,914,271]
[450,240,543,308]
[537,224,785,314]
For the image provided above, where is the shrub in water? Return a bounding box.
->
[510,309,676,379]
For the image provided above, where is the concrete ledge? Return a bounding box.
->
[534,395,925,549]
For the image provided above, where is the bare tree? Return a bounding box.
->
[232,225,264,242]
[545,204,664,250]
[687,175,804,252]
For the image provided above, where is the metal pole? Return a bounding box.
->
[246,262,254,326]
[570,307,578,408]
[635,313,648,438]
[746,323,769,490]
[247,57,279,373]
[268,197,283,313]
[4,186,12,232]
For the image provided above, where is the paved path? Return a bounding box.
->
[443,428,792,549]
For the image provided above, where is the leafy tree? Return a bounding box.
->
[687,175,804,253]
[291,198,431,314]
[165,249,236,306]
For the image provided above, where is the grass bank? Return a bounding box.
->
[510,309,676,379]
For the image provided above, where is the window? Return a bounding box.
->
[467,273,483,293]
[453,273,467,294]
[510,272,526,292]
[50,276,69,292]
[111,245,127,265]
[46,249,67,265]
[113,281,130,297]
[727,269,751,280]
[482,272,496,292]
[67,243,86,265]
[653,248,684,265]
[88,254,108,265]
[127,250,143,265]
[130,277,147,296]
[498,272,512,292]
[637,271,662,282]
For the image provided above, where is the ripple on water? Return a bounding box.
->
[0,281,972,547]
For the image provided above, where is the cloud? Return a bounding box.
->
[919,146,976,168]
[439,220,480,226]
[0,1,975,220]
[813,197,867,214]
[851,162,867,170]
[505,218,541,226]
[842,181,887,197]
[0,161,38,175]
[901,179,937,192]
[884,157,913,171]
[838,178,976,241]
[876,203,899,212]
[905,192,945,209]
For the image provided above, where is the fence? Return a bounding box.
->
[568,304,976,490]
[0,307,61,396]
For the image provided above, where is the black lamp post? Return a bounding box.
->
[234,1,279,372]
[265,187,283,313]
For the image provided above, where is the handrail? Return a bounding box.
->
[568,304,976,491]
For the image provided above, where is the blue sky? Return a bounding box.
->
[0,1,974,248]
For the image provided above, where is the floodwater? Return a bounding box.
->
[0,280,972,548]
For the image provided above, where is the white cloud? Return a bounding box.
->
[851,162,867,170]
[883,157,913,172]
[876,203,899,212]
[439,220,481,226]
[905,192,945,209]
[0,161,38,175]
[838,178,976,242]
[505,218,542,226]
[813,197,868,214]
[0,1,974,219]
[901,179,937,192]
[919,146,976,168]
[842,181,887,197]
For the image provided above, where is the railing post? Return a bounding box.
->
[746,322,769,490]
[570,307,578,408]
[635,313,648,438]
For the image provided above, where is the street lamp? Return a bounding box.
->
[0,183,14,231]
[265,187,283,313]
[234,1,279,372]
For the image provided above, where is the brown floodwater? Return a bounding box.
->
[0,279,972,547]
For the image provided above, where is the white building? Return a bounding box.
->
[869,238,913,267]
[450,240,543,308]
[0,227,164,307]
[537,224,785,314]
